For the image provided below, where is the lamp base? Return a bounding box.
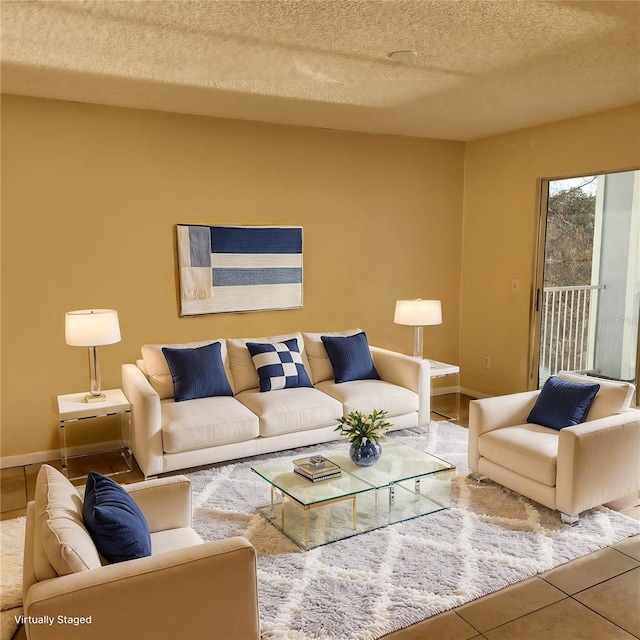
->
[84,393,107,403]
[412,326,424,359]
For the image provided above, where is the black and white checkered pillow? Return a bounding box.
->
[246,339,312,392]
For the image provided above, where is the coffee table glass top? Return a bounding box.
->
[251,442,456,550]
[324,441,454,488]
[251,456,374,507]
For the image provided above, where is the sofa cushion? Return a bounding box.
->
[235,387,342,437]
[315,379,418,417]
[34,465,101,578]
[558,371,635,420]
[161,396,259,454]
[142,340,233,399]
[478,424,559,486]
[162,342,234,401]
[321,331,380,383]
[83,472,152,564]
[247,339,313,392]
[302,328,362,384]
[227,332,311,393]
[527,376,600,430]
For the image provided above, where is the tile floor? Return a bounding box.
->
[2,394,638,640]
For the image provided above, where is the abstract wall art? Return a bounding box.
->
[176,224,303,315]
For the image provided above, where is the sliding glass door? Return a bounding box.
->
[531,170,640,403]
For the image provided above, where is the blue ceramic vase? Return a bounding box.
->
[349,440,382,466]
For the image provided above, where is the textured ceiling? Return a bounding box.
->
[1,0,639,141]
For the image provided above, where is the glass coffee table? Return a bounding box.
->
[251,442,455,550]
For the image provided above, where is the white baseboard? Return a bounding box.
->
[432,386,489,399]
[1,440,123,470]
[459,387,491,399]
[431,386,459,396]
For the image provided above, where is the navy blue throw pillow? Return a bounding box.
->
[247,338,313,392]
[527,376,600,431]
[82,472,151,564]
[320,331,380,383]
[162,342,233,402]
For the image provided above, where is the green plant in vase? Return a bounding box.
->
[334,409,391,466]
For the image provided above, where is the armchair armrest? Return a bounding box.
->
[557,409,640,516]
[124,475,192,532]
[468,391,540,472]
[469,391,541,433]
[370,346,431,424]
[121,364,163,478]
[24,537,259,640]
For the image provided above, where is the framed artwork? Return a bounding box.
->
[176,224,303,316]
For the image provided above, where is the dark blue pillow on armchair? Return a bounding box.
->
[162,342,233,402]
[527,376,600,430]
[82,472,151,564]
[321,331,380,383]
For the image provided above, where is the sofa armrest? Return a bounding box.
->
[370,346,431,424]
[122,363,163,478]
[124,475,192,532]
[556,409,640,516]
[468,391,540,472]
[24,537,259,640]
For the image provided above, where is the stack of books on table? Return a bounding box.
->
[293,456,341,482]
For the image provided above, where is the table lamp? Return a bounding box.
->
[65,309,121,402]
[394,299,442,359]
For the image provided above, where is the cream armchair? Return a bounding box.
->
[22,466,260,640]
[468,372,640,524]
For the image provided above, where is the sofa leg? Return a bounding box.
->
[468,473,488,483]
[561,512,579,526]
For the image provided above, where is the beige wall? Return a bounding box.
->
[3,95,637,460]
[1,95,465,459]
[461,104,640,396]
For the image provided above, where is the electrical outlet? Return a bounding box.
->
[482,356,491,369]
[511,278,520,294]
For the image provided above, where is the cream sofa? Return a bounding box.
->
[468,371,640,523]
[122,330,430,477]
[22,465,259,640]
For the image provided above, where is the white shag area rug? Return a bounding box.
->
[1,516,25,640]
[187,421,640,640]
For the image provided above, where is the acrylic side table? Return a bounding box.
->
[428,360,460,420]
[57,388,132,479]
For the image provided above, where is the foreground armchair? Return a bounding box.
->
[22,467,259,640]
[468,372,640,524]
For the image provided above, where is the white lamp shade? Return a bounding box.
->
[65,309,121,346]
[394,299,442,326]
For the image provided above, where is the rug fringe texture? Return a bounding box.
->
[1,516,26,640]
